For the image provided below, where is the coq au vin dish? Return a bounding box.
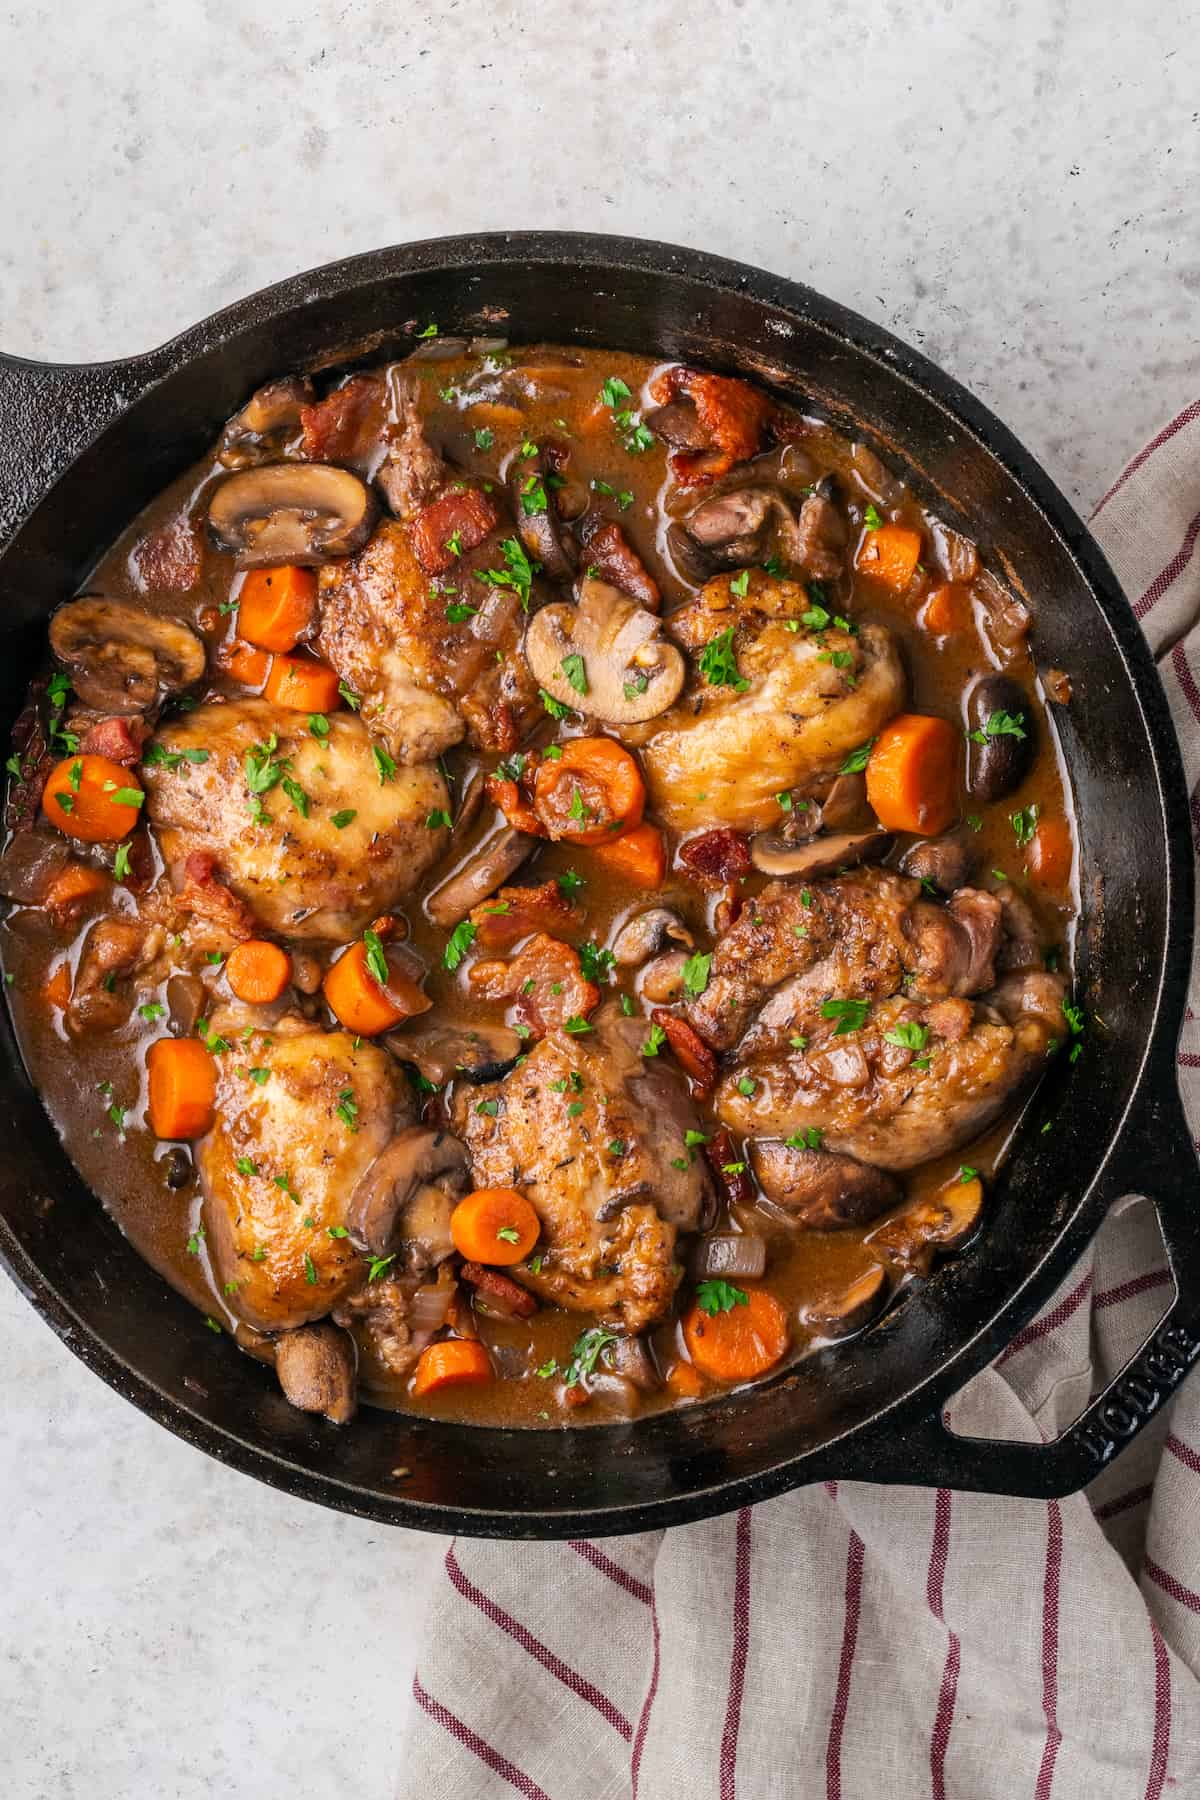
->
[0,334,1080,1431]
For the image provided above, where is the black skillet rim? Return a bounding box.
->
[0,231,1191,1535]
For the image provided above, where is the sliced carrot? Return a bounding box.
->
[412,1338,493,1396]
[322,938,431,1037]
[263,653,342,713]
[590,821,667,888]
[920,582,971,636]
[865,713,959,835]
[533,737,646,846]
[465,400,525,430]
[41,754,144,843]
[450,1188,540,1266]
[225,939,292,1005]
[1027,815,1073,888]
[43,860,111,917]
[235,566,318,653]
[664,1359,704,1399]
[147,1037,217,1140]
[43,963,72,1011]
[855,521,923,592]
[220,639,272,688]
[682,1287,789,1383]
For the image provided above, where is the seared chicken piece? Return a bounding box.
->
[717,972,1066,1169]
[627,569,906,831]
[315,378,541,762]
[142,698,449,940]
[453,1006,714,1332]
[198,1026,407,1331]
[684,867,1002,1053]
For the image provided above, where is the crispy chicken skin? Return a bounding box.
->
[142,698,449,940]
[314,376,540,762]
[717,973,1065,1169]
[453,1006,714,1331]
[198,1027,404,1331]
[628,569,906,832]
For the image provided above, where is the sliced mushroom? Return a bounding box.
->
[610,1335,661,1392]
[49,598,205,715]
[523,577,685,724]
[867,1176,984,1274]
[902,833,972,894]
[818,772,873,833]
[749,828,891,880]
[751,1140,901,1230]
[218,376,314,469]
[207,463,377,568]
[347,1126,470,1260]
[390,1021,522,1087]
[274,1321,358,1425]
[691,1232,768,1281]
[611,907,693,967]
[425,824,537,929]
[510,448,576,583]
[803,1264,888,1338]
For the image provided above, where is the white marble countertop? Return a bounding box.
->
[1,2,1196,1794]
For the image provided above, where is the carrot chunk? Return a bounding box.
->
[450,1189,541,1266]
[856,522,923,592]
[920,582,971,636]
[1027,815,1073,888]
[43,860,111,919]
[236,566,318,653]
[590,821,666,889]
[263,653,342,713]
[147,1037,217,1140]
[412,1338,493,1396]
[43,963,72,1011]
[219,640,272,688]
[225,939,292,1005]
[682,1287,789,1383]
[664,1359,704,1398]
[532,737,646,845]
[322,938,431,1037]
[865,713,959,835]
[41,754,144,843]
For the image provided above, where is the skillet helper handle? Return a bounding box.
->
[0,351,149,556]
[861,1081,1200,1498]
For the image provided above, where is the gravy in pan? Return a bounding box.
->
[0,341,1076,1428]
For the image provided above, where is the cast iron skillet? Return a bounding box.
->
[0,233,1197,1538]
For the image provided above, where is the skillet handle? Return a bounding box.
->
[857,1081,1200,1498]
[0,351,153,554]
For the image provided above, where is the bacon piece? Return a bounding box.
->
[459,1262,539,1319]
[650,366,771,488]
[469,879,583,951]
[131,513,204,592]
[176,850,256,942]
[410,487,500,576]
[678,828,752,888]
[651,1008,718,1093]
[80,715,149,766]
[578,517,660,610]
[299,374,382,466]
[469,933,598,1036]
[705,1126,753,1208]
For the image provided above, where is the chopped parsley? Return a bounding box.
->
[729,570,750,598]
[564,1325,618,1387]
[138,1000,165,1022]
[443,919,478,971]
[281,775,309,818]
[143,742,210,772]
[562,1015,593,1035]
[113,843,132,881]
[337,681,361,710]
[336,1088,359,1132]
[520,474,549,516]
[863,503,884,530]
[579,941,615,984]
[839,739,876,775]
[561,652,588,696]
[496,1225,521,1243]
[696,1279,748,1316]
[958,1165,978,1184]
[736,1075,757,1096]
[640,1022,666,1057]
[1011,803,1040,848]
[697,627,749,694]
[556,868,585,897]
[1062,995,1086,1063]
[303,1253,318,1286]
[681,951,712,997]
[363,929,389,987]
[425,807,453,830]
[473,427,494,451]
[308,713,330,741]
[884,1020,930,1052]
[331,808,356,830]
[373,743,397,785]
[821,997,870,1035]
[235,1157,259,1177]
[446,599,477,622]
[785,1126,825,1150]
[802,600,831,630]
[539,687,572,721]
[367,1253,396,1283]
[969,710,1026,745]
[600,376,632,408]
[476,536,537,612]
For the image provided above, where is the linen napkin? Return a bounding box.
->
[398,399,1200,1800]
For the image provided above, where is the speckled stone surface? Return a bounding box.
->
[0,1,1197,1794]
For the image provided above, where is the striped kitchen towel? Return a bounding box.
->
[397,400,1200,1799]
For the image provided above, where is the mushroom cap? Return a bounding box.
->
[347,1125,470,1258]
[749,828,892,881]
[207,462,377,568]
[218,376,314,469]
[509,450,576,583]
[274,1321,358,1424]
[802,1264,888,1338]
[523,578,685,725]
[424,824,537,929]
[49,596,206,714]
